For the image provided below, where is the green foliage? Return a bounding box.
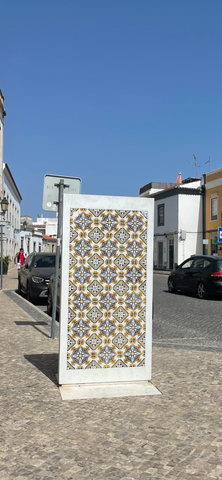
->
[0,256,10,266]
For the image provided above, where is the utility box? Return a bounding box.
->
[58,194,154,390]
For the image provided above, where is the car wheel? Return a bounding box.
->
[197,282,207,299]
[47,290,52,316]
[168,277,175,293]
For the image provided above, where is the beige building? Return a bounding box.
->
[203,167,222,256]
[42,234,57,253]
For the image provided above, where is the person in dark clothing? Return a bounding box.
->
[14,248,25,272]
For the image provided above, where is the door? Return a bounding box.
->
[169,239,174,270]
[211,239,218,256]
[157,242,163,269]
[174,258,194,290]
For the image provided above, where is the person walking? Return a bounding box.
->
[19,248,25,266]
[14,248,25,274]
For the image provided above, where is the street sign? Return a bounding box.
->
[218,227,222,243]
[0,221,10,239]
[0,220,10,227]
[42,174,81,212]
[203,239,208,245]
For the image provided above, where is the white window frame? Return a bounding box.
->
[211,194,218,221]
[157,203,164,227]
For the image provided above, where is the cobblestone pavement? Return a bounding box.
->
[153,275,222,352]
[1,267,222,480]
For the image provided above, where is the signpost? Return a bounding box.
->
[42,174,81,212]
[42,174,82,338]
[218,228,222,243]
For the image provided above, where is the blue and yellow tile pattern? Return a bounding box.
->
[67,208,148,370]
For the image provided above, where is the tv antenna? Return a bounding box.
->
[205,157,210,172]
[187,154,201,177]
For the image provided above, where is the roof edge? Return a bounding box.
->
[3,163,22,200]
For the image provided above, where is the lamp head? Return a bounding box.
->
[1,197,9,213]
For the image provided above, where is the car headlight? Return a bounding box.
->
[32,276,44,283]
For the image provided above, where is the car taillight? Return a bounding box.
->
[211,271,222,277]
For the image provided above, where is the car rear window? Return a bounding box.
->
[34,256,56,268]
[216,260,222,271]
[193,258,204,269]
[203,259,211,268]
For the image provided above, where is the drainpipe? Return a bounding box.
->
[202,174,206,255]
[176,192,179,268]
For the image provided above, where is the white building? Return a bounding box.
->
[20,216,57,254]
[0,90,23,262]
[3,163,22,260]
[0,89,6,200]
[32,215,57,238]
[139,176,203,269]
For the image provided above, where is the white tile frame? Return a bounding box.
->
[58,194,154,385]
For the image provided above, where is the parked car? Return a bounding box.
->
[18,252,57,301]
[47,268,61,315]
[168,255,222,299]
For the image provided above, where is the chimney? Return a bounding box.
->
[176,172,182,184]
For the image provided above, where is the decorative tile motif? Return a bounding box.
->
[67,208,148,369]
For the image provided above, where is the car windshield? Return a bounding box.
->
[216,260,222,271]
[34,256,56,268]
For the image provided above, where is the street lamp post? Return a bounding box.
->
[14,220,28,234]
[0,197,9,290]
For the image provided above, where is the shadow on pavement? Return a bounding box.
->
[163,289,222,301]
[24,353,59,386]
[15,320,50,338]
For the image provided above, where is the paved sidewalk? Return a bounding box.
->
[0,267,222,479]
[153,269,171,276]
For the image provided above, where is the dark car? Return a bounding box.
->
[47,268,61,315]
[18,252,57,301]
[168,255,222,299]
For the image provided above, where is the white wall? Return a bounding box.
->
[3,166,21,260]
[154,196,178,268]
[178,195,202,265]
[153,191,202,269]
[180,180,201,189]
[32,216,57,237]
[19,231,43,256]
[0,92,5,200]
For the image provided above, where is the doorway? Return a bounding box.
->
[169,239,174,270]
[157,242,163,269]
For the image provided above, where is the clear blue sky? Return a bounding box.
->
[1,0,222,219]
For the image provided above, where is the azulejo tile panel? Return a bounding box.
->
[67,209,148,370]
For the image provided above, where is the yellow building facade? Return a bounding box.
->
[205,167,222,256]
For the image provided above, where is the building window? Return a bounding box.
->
[47,244,50,252]
[52,244,54,252]
[33,242,36,252]
[211,196,218,221]
[39,244,41,252]
[157,204,164,226]
[21,237,24,249]
[27,238,30,254]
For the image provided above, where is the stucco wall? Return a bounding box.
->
[3,169,21,260]
[178,194,202,265]
[153,192,202,269]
